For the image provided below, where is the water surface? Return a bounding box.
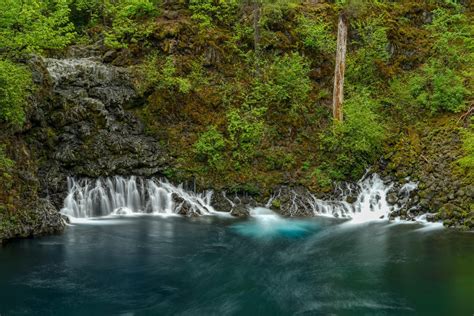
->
[0,216,473,315]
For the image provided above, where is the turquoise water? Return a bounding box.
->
[0,216,473,315]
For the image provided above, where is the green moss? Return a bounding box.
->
[271,199,281,209]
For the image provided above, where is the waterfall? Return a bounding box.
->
[265,174,417,222]
[62,174,417,223]
[61,176,215,218]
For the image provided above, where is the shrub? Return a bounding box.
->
[0,60,32,127]
[456,120,474,182]
[188,0,239,29]
[135,55,191,95]
[104,0,159,48]
[427,64,467,113]
[259,0,301,28]
[0,145,13,171]
[427,7,474,69]
[320,91,385,179]
[227,105,266,167]
[389,61,467,114]
[0,0,75,54]
[346,17,389,88]
[194,126,226,170]
[296,16,335,55]
[244,53,311,118]
[265,53,311,116]
[265,148,295,171]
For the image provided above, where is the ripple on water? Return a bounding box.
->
[231,215,320,239]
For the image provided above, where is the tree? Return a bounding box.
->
[332,13,348,122]
[0,0,75,55]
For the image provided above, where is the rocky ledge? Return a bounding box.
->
[0,199,65,244]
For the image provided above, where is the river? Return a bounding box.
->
[0,214,472,315]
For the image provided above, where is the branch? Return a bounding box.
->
[457,103,473,124]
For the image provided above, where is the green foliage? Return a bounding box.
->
[265,53,311,115]
[456,120,474,181]
[388,6,472,114]
[0,60,33,127]
[68,0,103,31]
[311,167,334,189]
[227,105,266,168]
[427,6,474,69]
[135,55,191,95]
[346,17,389,88]
[265,148,295,171]
[0,0,75,54]
[258,0,300,28]
[0,145,14,172]
[246,53,311,117]
[296,16,335,55]
[188,0,239,29]
[389,63,467,114]
[321,91,385,180]
[336,0,386,17]
[104,0,159,48]
[425,63,467,113]
[194,126,226,170]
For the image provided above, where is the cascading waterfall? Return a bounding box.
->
[61,176,215,218]
[265,173,417,222]
[62,173,418,224]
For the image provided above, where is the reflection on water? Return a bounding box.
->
[0,216,473,315]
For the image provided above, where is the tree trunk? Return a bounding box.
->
[332,14,348,122]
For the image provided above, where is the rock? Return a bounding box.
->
[387,193,398,205]
[61,214,70,224]
[31,56,170,204]
[230,205,250,218]
[102,50,118,63]
[346,195,357,204]
[0,199,65,243]
[210,192,233,213]
[114,207,130,215]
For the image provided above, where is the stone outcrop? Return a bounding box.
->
[380,120,474,230]
[29,55,170,209]
[0,199,65,244]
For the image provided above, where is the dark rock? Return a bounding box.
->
[230,205,250,218]
[172,194,193,216]
[61,214,70,224]
[102,50,118,63]
[0,199,65,243]
[387,193,398,205]
[211,192,233,213]
[31,57,170,203]
[346,196,357,204]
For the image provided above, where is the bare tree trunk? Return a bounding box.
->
[332,14,348,122]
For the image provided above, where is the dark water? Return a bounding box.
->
[0,215,473,315]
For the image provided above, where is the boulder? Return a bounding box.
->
[230,205,250,218]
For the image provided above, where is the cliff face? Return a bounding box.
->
[0,1,472,242]
[31,53,170,209]
[1,50,171,243]
[380,118,474,230]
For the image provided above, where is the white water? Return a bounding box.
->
[264,174,421,223]
[62,174,435,226]
[61,176,216,220]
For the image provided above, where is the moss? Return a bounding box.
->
[271,199,281,209]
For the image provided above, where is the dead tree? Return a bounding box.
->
[332,13,348,122]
